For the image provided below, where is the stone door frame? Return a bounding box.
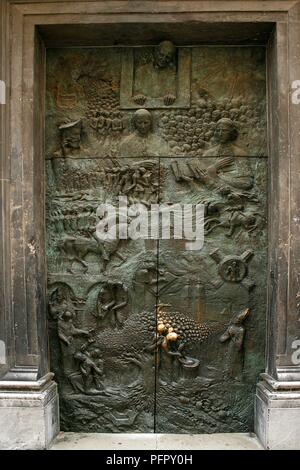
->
[1,0,300,449]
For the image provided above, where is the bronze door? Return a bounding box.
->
[46,44,267,433]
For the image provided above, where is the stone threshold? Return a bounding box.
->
[50,432,263,450]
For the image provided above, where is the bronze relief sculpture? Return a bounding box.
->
[46,44,267,434]
[120,41,191,109]
[203,118,247,157]
[132,41,177,106]
[120,108,169,157]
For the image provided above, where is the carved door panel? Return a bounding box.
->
[46,152,160,432]
[156,156,267,433]
[46,45,267,433]
[154,46,267,432]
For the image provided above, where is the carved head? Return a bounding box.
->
[214,118,239,144]
[61,310,73,321]
[51,287,63,303]
[59,119,82,154]
[154,41,176,68]
[90,348,101,358]
[133,109,152,137]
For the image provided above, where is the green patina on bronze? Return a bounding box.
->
[46,44,267,433]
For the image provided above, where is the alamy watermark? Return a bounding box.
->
[96,196,205,251]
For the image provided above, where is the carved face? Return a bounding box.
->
[62,311,73,321]
[90,349,101,358]
[53,288,64,303]
[61,126,82,149]
[215,119,237,144]
[134,111,152,136]
[154,41,176,68]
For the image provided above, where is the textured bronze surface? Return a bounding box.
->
[46,45,267,433]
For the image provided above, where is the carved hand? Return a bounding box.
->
[59,333,71,346]
[164,93,176,106]
[196,168,208,181]
[215,156,234,170]
[133,94,147,105]
[206,163,218,179]
[219,330,231,343]
[207,156,234,180]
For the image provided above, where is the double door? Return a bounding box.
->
[46,44,267,433]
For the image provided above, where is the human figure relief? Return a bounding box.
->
[133,41,177,106]
[73,344,104,395]
[171,118,253,194]
[201,118,253,191]
[51,119,90,189]
[204,118,247,158]
[95,281,128,328]
[58,310,90,349]
[219,308,250,379]
[57,119,84,157]
[120,109,169,157]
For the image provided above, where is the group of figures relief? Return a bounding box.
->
[47,107,266,246]
[48,279,251,393]
[46,42,267,433]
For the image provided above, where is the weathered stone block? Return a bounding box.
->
[0,382,59,450]
[255,381,300,450]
